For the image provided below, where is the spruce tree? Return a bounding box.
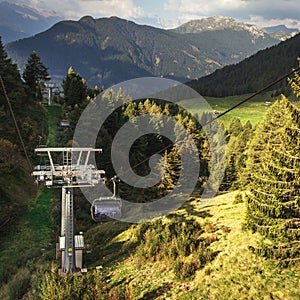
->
[22,51,49,99]
[245,96,300,264]
[0,37,20,90]
[62,66,87,108]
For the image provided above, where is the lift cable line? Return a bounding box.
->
[0,75,32,170]
[209,64,300,124]
[123,64,300,175]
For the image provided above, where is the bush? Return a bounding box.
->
[233,192,244,204]
[173,259,199,280]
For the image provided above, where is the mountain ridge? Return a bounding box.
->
[172,16,266,40]
[188,32,300,97]
[5,15,278,87]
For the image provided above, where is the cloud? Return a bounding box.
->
[163,0,300,26]
[8,0,144,20]
[5,0,300,29]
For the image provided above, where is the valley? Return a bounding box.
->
[0,4,300,299]
[1,85,299,298]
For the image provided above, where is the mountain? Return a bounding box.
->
[173,16,267,40]
[188,32,300,97]
[0,1,61,43]
[173,17,299,42]
[5,16,278,87]
[263,25,299,41]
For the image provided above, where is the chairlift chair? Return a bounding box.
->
[91,175,121,221]
[91,196,122,221]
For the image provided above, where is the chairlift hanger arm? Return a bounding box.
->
[34,147,102,153]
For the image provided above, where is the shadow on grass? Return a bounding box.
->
[142,283,173,299]
[84,220,135,267]
[170,199,213,219]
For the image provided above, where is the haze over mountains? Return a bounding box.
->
[0,1,61,43]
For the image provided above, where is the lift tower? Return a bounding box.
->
[32,147,105,273]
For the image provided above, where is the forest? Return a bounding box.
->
[188,32,300,97]
[0,34,300,298]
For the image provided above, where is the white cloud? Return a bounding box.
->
[248,16,300,29]
[6,0,300,29]
[163,0,300,28]
[9,0,144,20]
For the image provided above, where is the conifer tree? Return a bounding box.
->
[62,66,91,109]
[23,51,49,99]
[0,37,20,90]
[288,60,300,97]
[245,95,300,264]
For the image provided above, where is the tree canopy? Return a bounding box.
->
[244,96,300,264]
[22,51,50,99]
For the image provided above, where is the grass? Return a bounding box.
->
[0,188,55,266]
[178,91,300,128]
[103,192,300,299]
[46,104,61,146]
[36,192,299,299]
[0,103,63,298]
[0,187,56,298]
[177,192,300,299]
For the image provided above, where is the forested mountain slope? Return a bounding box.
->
[0,37,47,235]
[5,16,278,87]
[188,33,300,97]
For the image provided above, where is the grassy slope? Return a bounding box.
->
[0,188,56,299]
[178,91,300,127]
[46,105,61,146]
[37,192,298,299]
[0,104,62,298]
[91,192,298,299]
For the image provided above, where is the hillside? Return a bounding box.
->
[9,192,299,299]
[0,38,48,235]
[188,32,300,97]
[5,16,278,87]
[1,51,300,298]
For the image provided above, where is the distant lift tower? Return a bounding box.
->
[32,147,105,273]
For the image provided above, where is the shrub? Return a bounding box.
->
[233,192,244,204]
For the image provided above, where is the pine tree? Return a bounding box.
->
[245,96,300,264]
[22,51,49,99]
[288,59,300,97]
[62,66,87,108]
[228,117,243,137]
[0,37,20,91]
[221,120,254,191]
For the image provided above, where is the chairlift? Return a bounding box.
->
[91,196,122,221]
[60,120,70,128]
[91,175,121,221]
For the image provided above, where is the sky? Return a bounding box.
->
[8,0,300,29]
